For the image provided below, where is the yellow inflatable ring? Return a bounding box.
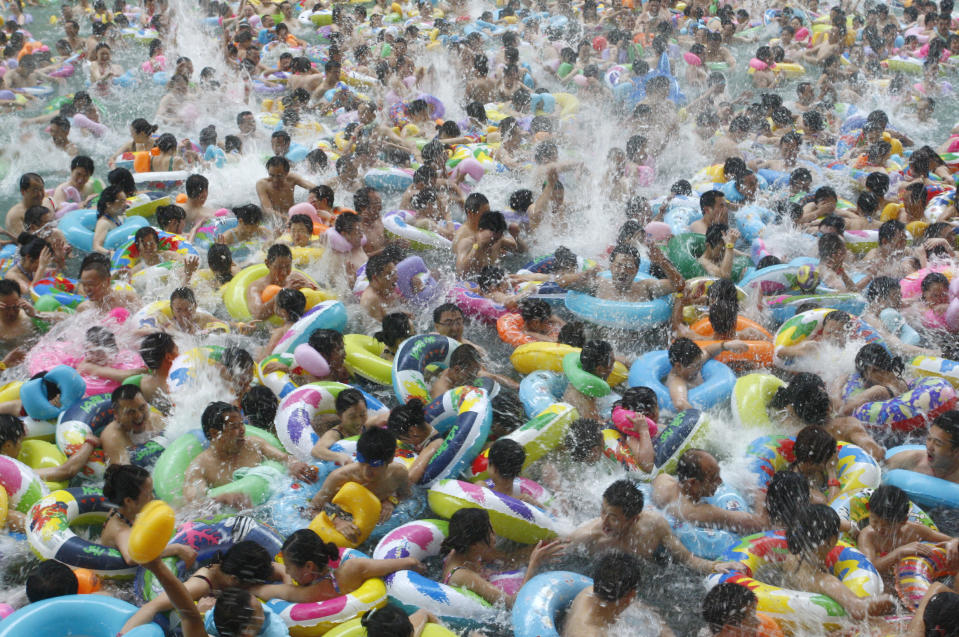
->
[128,500,175,563]
[309,481,381,548]
[220,264,332,325]
[510,342,628,386]
[344,334,392,386]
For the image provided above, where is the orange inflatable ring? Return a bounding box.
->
[497,313,533,348]
[691,316,774,365]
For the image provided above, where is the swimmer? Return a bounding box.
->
[6,173,54,239]
[310,388,379,465]
[245,244,316,321]
[99,464,197,566]
[885,410,959,484]
[564,551,674,637]
[137,331,177,410]
[99,385,161,466]
[857,485,958,581]
[651,449,768,534]
[560,244,685,303]
[184,401,317,509]
[52,155,98,209]
[666,338,748,412]
[307,428,410,536]
[359,252,401,322]
[76,253,141,312]
[568,479,740,573]
[216,203,273,247]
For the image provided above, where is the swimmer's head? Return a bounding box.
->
[447,344,481,385]
[26,561,79,603]
[433,303,464,340]
[239,385,278,433]
[233,203,264,226]
[519,298,552,333]
[334,212,364,249]
[213,589,267,637]
[441,508,494,554]
[280,529,337,585]
[765,470,810,528]
[580,339,614,380]
[702,583,759,636]
[676,449,722,499]
[107,167,136,197]
[111,384,149,433]
[103,463,151,510]
[617,386,659,424]
[139,331,177,372]
[786,504,840,560]
[601,479,643,536]
[78,254,112,300]
[388,398,430,446]
[667,337,705,379]
[374,312,412,351]
[564,417,602,462]
[202,401,245,454]
[921,271,950,306]
[488,438,525,482]
[355,427,396,481]
[133,226,160,255]
[792,425,836,470]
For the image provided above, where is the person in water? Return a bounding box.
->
[885,410,959,485]
[568,479,740,574]
[184,401,317,509]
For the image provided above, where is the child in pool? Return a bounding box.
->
[777,505,896,622]
[856,485,958,580]
[610,386,661,473]
[666,337,747,412]
[564,551,673,637]
[76,325,147,391]
[486,438,544,508]
[701,583,783,637]
[837,343,910,417]
[0,414,97,531]
[121,540,284,634]
[262,329,351,385]
[127,226,186,273]
[216,204,273,251]
[251,529,423,608]
[375,312,414,361]
[76,254,141,313]
[311,388,377,465]
[259,288,307,357]
[430,343,482,398]
[441,508,566,608]
[308,428,411,535]
[386,398,444,484]
[788,425,843,505]
[99,464,197,566]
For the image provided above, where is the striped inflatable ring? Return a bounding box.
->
[26,487,135,578]
[267,549,387,636]
[896,544,957,611]
[427,479,561,543]
[109,231,198,271]
[706,531,882,630]
[371,519,497,623]
[274,382,388,462]
[746,435,881,496]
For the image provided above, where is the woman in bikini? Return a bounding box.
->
[150,132,188,172]
[91,184,128,255]
[100,464,196,566]
[440,508,566,608]
[838,343,910,417]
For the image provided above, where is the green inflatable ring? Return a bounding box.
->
[562,352,611,398]
[664,233,752,281]
[153,425,286,505]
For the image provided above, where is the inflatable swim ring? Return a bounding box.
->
[627,350,736,414]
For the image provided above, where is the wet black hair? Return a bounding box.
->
[765,470,810,527]
[356,427,396,464]
[26,561,78,602]
[0,414,25,448]
[276,288,307,322]
[616,386,659,418]
[281,528,338,569]
[580,339,613,375]
[702,582,757,634]
[592,551,642,602]
[375,313,413,350]
[240,385,278,432]
[441,508,493,553]
[603,479,644,517]
[668,337,702,367]
[488,438,525,480]
[103,463,150,506]
[786,504,840,556]
[565,417,603,461]
[793,425,837,465]
[360,604,414,637]
[855,342,904,377]
[557,321,586,348]
[307,329,344,359]
[140,332,176,371]
[868,484,910,524]
[201,401,241,438]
